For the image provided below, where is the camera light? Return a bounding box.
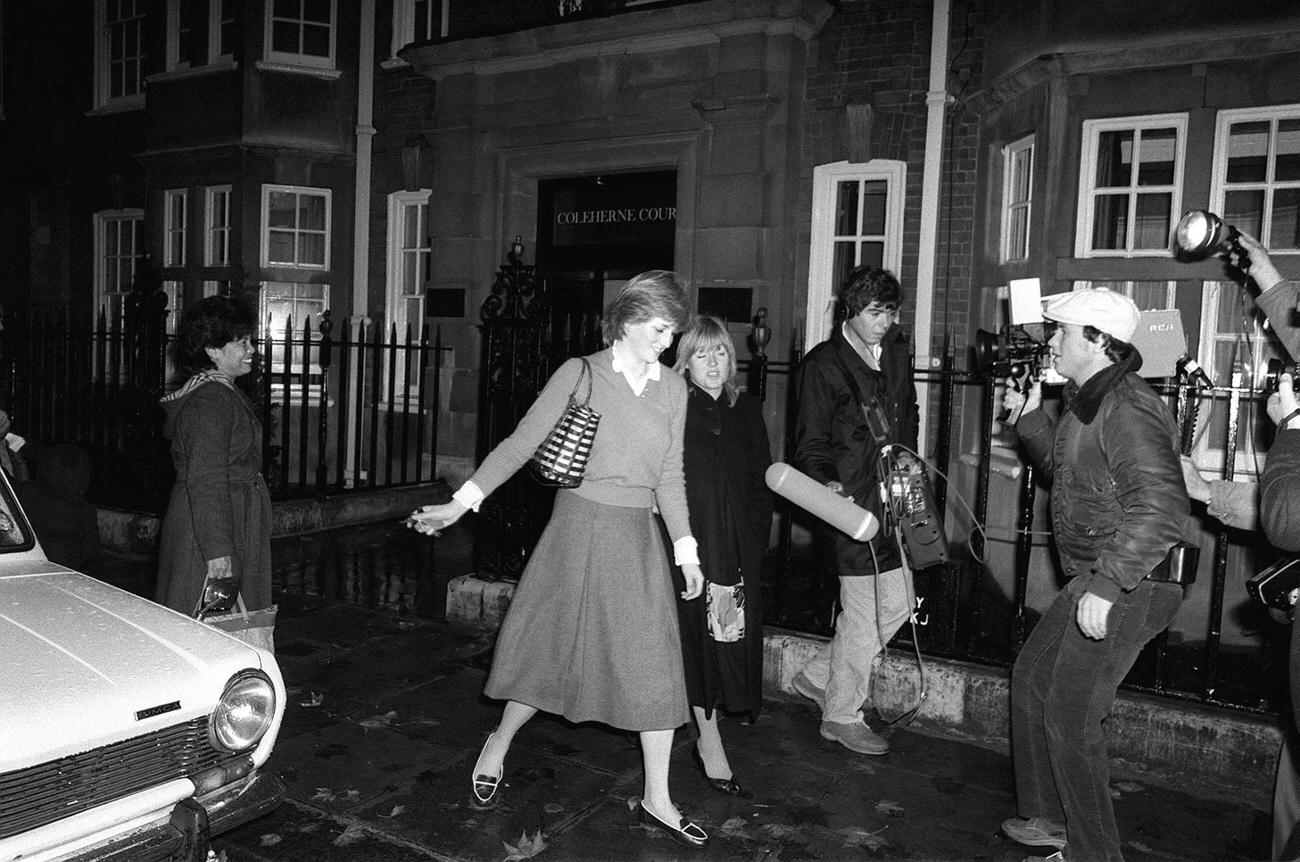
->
[1173,210,1239,262]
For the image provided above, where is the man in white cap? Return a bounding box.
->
[999,288,1191,862]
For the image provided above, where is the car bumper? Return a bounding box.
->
[6,770,284,862]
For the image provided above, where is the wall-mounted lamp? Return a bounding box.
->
[1173,209,1246,264]
[507,235,525,265]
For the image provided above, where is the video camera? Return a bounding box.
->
[973,324,1052,380]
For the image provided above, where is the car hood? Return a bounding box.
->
[0,565,273,771]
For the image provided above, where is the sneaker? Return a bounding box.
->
[791,671,826,712]
[1001,816,1067,850]
[819,720,889,755]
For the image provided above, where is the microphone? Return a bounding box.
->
[765,462,879,541]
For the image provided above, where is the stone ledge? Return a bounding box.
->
[446,573,1278,810]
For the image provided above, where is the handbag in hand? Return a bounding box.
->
[529,358,600,487]
[196,593,278,653]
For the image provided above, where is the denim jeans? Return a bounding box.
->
[799,568,911,725]
[1010,579,1183,862]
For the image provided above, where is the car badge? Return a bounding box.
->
[135,700,181,721]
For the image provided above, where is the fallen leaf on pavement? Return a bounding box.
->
[502,829,548,860]
[333,823,368,847]
[875,799,906,817]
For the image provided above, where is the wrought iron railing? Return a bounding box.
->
[0,309,449,512]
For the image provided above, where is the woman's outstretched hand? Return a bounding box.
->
[680,563,704,600]
[404,500,469,536]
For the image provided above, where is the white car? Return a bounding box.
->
[0,472,285,861]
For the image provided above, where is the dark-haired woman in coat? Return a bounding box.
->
[154,296,272,618]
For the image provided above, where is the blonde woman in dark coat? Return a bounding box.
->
[672,316,773,795]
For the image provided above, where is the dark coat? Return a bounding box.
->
[672,385,773,718]
[154,379,273,614]
[793,324,918,575]
[1015,357,1190,603]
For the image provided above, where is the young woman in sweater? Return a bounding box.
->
[407,271,709,847]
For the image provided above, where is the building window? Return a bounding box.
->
[205,185,231,266]
[164,189,188,267]
[1002,136,1034,262]
[1076,114,1187,257]
[265,0,335,70]
[166,0,235,69]
[211,0,235,61]
[390,0,446,58]
[1211,105,1300,252]
[261,281,330,384]
[804,160,906,347]
[94,210,145,323]
[1070,279,1176,311]
[262,185,330,270]
[95,0,149,109]
[386,190,431,396]
[386,190,430,335]
[1192,280,1284,474]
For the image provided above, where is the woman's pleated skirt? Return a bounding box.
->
[483,491,690,731]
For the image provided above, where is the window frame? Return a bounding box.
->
[205,185,232,266]
[1001,135,1034,263]
[260,184,331,271]
[260,280,331,398]
[1191,279,1281,477]
[94,0,148,110]
[163,188,188,267]
[385,189,432,399]
[165,0,236,69]
[1209,103,1300,254]
[264,0,336,71]
[804,159,907,349]
[389,0,447,60]
[93,209,145,324]
[1074,113,1188,258]
[210,0,235,62]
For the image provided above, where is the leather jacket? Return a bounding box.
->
[794,324,918,575]
[1015,356,1190,603]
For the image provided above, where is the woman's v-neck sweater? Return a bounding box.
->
[467,348,693,544]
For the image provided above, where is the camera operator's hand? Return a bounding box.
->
[1268,373,1300,427]
[1002,376,1042,424]
[1180,455,1212,503]
[1232,232,1286,294]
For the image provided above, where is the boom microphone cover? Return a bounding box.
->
[765,462,879,541]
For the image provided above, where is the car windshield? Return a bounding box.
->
[0,474,34,550]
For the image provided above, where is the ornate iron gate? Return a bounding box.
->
[473,253,602,577]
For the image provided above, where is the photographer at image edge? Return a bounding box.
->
[998,288,1192,862]
[1179,231,1300,860]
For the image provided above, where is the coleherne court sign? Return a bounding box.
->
[547,171,677,251]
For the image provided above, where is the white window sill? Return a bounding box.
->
[86,96,145,117]
[147,61,239,84]
[255,60,342,80]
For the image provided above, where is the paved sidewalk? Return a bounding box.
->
[212,585,1271,861]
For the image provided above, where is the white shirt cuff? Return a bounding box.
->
[452,480,485,512]
[673,536,699,567]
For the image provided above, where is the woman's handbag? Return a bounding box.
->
[529,358,601,487]
[196,592,277,653]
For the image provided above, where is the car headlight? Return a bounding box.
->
[209,670,277,752]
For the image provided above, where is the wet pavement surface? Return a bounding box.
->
[103,520,1273,861]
